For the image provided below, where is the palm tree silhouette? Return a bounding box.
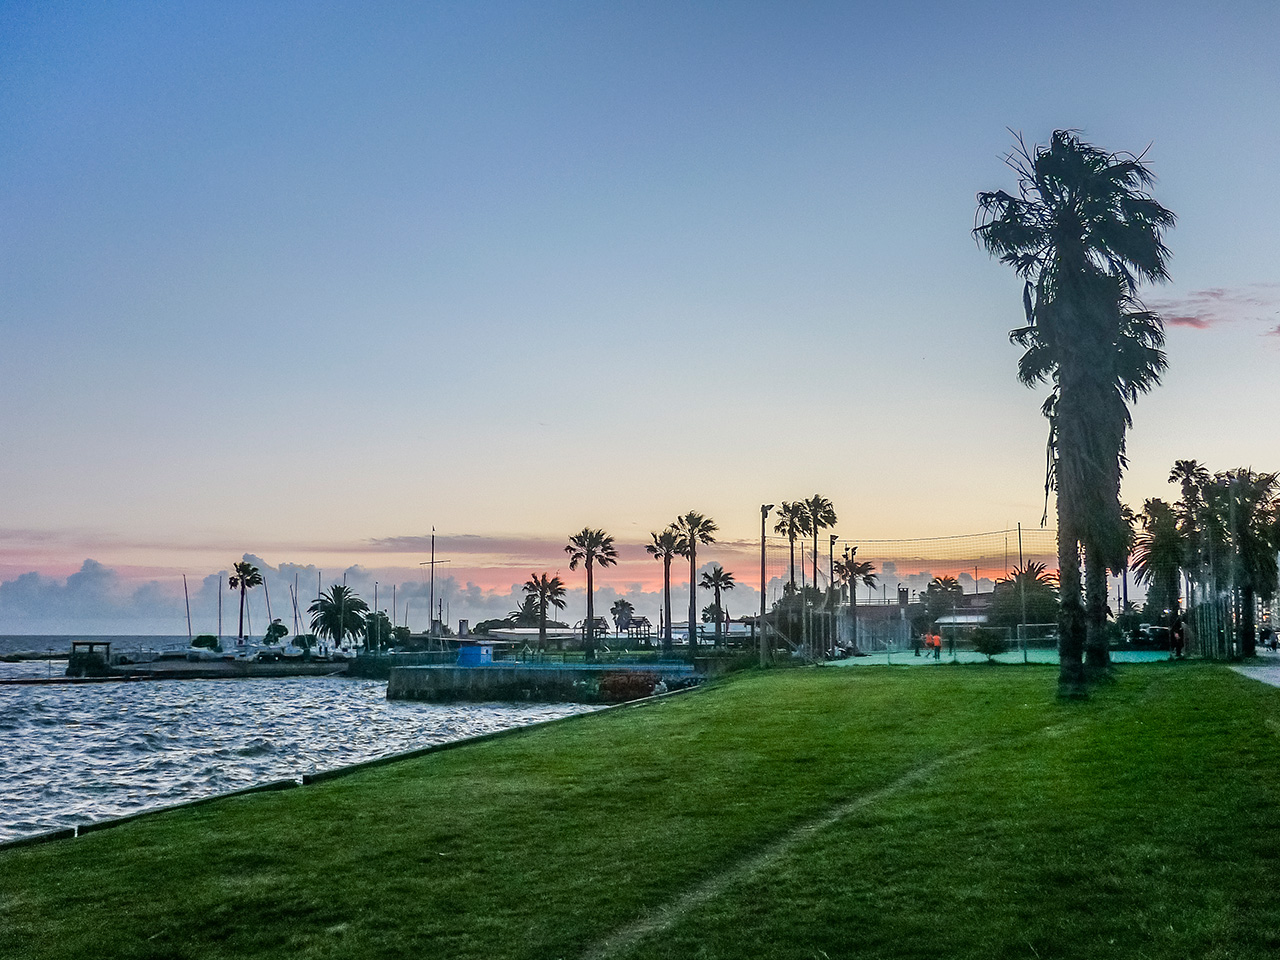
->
[1131,498,1183,638]
[802,495,837,590]
[308,584,369,646]
[834,556,877,651]
[565,528,618,662]
[698,564,736,641]
[646,527,681,656]
[228,561,263,640]
[773,502,809,592]
[976,130,1175,697]
[522,573,567,649]
[610,598,635,637]
[1209,469,1278,656]
[1012,298,1168,674]
[673,511,717,658]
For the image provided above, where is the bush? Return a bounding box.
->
[970,628,1008,661]
[597,671,660,702]
[191,635,219,650]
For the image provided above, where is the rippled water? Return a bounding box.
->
[0,676,596,842]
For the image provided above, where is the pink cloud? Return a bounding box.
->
[1148,283,1280,331]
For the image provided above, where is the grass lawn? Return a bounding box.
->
[3,664,1279,959]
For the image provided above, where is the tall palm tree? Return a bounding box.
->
[1212,469,1279,657]
[698,564,736,641]
[802,495,837,590]
[1008,267,1169,678]
[522,573,567,649]
[773,502,809,592]
[834,556,877,652]
[976,130,1175,697]
[308,584,368,645]
[645,527,681,656]
[1170,459,1212,589]
[1131,498,1183,635]
[673,511,717,658]
[565,528,618,662]
[228,561,264,640]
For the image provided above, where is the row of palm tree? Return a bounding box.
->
[976,130,1176,697]
[772,495,838,592]
[228,560,380,647]
[1130,460,1279,657]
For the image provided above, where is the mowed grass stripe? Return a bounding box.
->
[3,665,1277,959]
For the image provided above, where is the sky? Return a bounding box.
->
[1,1,1277,634]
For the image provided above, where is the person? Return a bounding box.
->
[912,633,922,657]
[932,633,942,660]
[1171,619,1185,659]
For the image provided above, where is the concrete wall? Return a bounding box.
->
[387,664,696,704]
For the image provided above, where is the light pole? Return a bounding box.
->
[827,534,838,657]
[760,504,774,667]
[845,545,858,652]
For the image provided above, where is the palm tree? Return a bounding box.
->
[990,561,1060,630]
[834,557,877,652]
[1213,469,1279,657]
[1007,277,1169,677]
[1131,498,1183,636]
[507,595,541,628]
[565,528,618,662]
[698,564,736,642]
[308,584,368,646]
[610,598,635,637]
[673,511,717,658]
[773,502,809,592]
[522,573,567,649]
[646,527,681,656]
[802,495,837,590]
[976,130,1175,697]
[228,561,264,640]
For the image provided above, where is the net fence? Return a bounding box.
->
[760,526,1059,659]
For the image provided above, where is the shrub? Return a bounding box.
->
[191,635,219,650]
[598,671,660,702]
[970,628,1008,661]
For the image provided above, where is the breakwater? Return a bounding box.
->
[387,662,699,703]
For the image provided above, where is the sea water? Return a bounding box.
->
[0,672,596,843]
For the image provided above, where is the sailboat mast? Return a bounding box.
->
[182,574,192,641]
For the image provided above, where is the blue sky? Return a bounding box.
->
[1,2,1276,632]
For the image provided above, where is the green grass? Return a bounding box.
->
[3,664,1279,959]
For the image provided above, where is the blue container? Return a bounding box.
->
[456,642,494,666]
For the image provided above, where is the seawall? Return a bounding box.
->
[387,663,698,703]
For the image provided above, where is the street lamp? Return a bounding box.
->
[827,534,839,658]
[760,504,774,667]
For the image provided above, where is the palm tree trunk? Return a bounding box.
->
[851,587,859,653]
[585,560,595,662]
[238,585,246,640]
[1242,586,1257,657]
[812,532,819,590]
[788,537,796,591]
[1057,524,1087,698]
[538,595,547,650]
[688,548,698,661]
[1083,548,1111,680]
[714,585,722,642]
[662,557,673,657]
